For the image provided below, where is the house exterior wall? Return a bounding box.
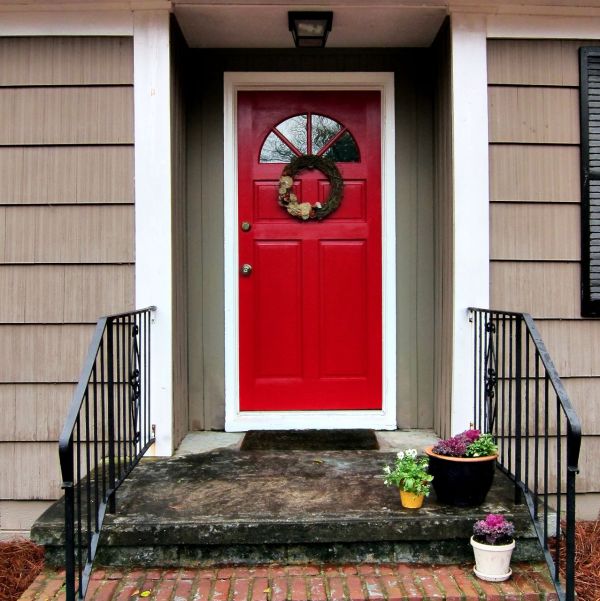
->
[0,36,135,538]
[2,3,597,535]
[488,38,600,518]
[185,50,435,431]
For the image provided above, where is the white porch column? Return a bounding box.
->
[134,10,173,455]
[450,14,490,433]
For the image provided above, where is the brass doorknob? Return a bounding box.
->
[240,263,252,276]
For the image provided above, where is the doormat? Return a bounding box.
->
[240,429,379,451]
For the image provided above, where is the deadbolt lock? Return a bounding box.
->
[241,221,252,232]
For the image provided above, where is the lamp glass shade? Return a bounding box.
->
[296,19,328,37]
[288,12,333,48]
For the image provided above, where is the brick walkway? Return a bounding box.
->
[20,563,558,601]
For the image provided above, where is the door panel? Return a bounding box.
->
[254,240,303,378]
[319,240,368,378]
[238,91,381,411]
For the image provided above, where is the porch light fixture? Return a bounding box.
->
[288,11,333,48]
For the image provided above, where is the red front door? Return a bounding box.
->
[238,91,382,411]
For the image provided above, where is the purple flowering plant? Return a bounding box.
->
[472,513,515,545]
[432,427,497,458]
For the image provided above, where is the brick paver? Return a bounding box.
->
[20,563,558,601]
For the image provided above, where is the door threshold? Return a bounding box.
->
[174,429,439,456]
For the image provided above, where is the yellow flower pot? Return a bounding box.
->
[399,490,425,509]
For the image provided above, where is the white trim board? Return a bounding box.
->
[134,10,173,456]
[0,10,133,36]
[486,14,600,39]
[450,14,490,435]
[223,71,397,432]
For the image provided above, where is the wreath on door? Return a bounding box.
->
[278,154,344,221]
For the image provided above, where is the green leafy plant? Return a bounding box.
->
[466,433,497,458]
[383,449,433,496]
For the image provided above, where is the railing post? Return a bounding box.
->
[62,442,76,601]
[514,316,523,505]
[565,421,580,601]
[106,319,116,514]
[565,466,577,601]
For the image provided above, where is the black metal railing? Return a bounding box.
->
[470,308,582,601]
[58,307,156,601]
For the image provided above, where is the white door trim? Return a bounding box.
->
[223,71,396,432]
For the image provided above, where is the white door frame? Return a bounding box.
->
[223,72,396,431]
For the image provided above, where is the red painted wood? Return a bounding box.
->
[238,91,382,411]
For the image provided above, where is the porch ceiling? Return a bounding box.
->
[172,3,448,48]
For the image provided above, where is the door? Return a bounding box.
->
[237,91,382,411]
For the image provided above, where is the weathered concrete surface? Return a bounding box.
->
[175,432,244,456]
[376,430,439,452]
[32,449,542,567]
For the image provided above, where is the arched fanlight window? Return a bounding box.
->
[259,113,360,163]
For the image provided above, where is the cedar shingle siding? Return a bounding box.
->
[488,39,600,509]
[0,37,134,537]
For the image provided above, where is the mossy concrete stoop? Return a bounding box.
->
[31,449,543,567]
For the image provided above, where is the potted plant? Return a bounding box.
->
[471,513,516,582]
[383,449,433,509]
[424,428,498,507]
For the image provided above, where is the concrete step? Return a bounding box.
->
[32,446,543,568]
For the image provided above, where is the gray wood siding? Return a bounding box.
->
[0,443,62,500]
[0,501,53,540]
[171,23,189,448]
[433,22,453,439]
[0,205,134,263]
[490,263,579,318]
[490,145,579,203]
[488,38,598,494]
[0,384,75,441]
[0,37,132,86]
[0,265,134,323]
[0,146,134,205]
[0,37,135,503]
[488,87,579,144]
[0,88,133,146]
[395,61,435,429]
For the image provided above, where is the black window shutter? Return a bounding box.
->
[580,47,600,316]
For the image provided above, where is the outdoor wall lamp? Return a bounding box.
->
[288,11,333,48]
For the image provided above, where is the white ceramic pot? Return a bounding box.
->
[470,536,515,582]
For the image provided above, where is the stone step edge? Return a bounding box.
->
[40,538,545,569]
[21,563,558,601]
[31,516,540,546]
